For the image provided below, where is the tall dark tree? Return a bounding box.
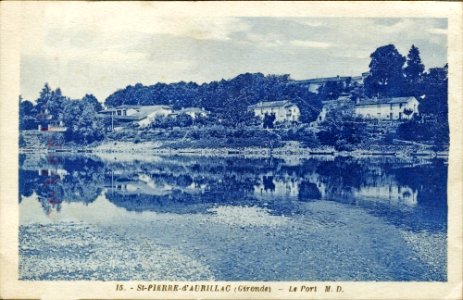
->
[404,45,425,96]
[35,83,67,126]
[82,94,103,112]
[19,96,38,130]
[419,64,448,116]
[364,44,406,98]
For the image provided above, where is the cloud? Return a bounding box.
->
[295,20,324,27]
[428,28,447,35]
[290,40,332,49]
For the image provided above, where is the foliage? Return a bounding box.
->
[104,73,322,126]
[19,97,38,130]
[364,44,406,98]
[263,113,276,129]
[403,45,425,97]
[397,118,449,148]
[317,113,366,151]
[317,80,345,101]
[419,64,448,116]
[63,100,106,144]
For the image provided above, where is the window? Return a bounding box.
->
[399,103,403,109]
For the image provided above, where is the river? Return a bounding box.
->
[18,153,447,281]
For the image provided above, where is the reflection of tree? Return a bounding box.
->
[392,160,447,208]
[19,154,447,234]
[316,157,368,190]
[298,181,321,201]
[19,155,105,214]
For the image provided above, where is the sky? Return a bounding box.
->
[20,7,447,102]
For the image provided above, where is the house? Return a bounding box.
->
[248,100,300,123]
[291,76,352,93]
[351,72,371,85]
[310,95,354,128]
[98,105,173,128]
[354,97,419,121]
[36,108,67,132]
[173,107,209,119]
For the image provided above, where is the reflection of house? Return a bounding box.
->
[105,173,207,196]
[248,101,300,123]
[354,97,419,121]
[254,175,300,200]
[353,184,418,207]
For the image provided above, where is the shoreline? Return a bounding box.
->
[19,143,449,160]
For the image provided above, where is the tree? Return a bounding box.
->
[364,44,406,98]
[176,113,193,127]
[63,99,105,144]
[404,45,425,96]
[317,81,343,101]
[419,64,448,116]
[316,112,366,151]
[35,83,67,127]
[263,113,276,129]
[82,94,103,112]
[19,96,38,130]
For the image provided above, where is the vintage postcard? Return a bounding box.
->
[1,1,462,299]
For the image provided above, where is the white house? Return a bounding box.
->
[136,106,174,128]
[248,100,300,123]
[174,107,209,119]
[99,105,174,128]
[354,97,419,121]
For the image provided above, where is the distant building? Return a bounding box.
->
[351,72,371,85]
[173,107,209,119]
[37,107,66,132]
[291,76,352,93]
[99,105,173,128]
[354,96,419,121]
[248,100,300,123]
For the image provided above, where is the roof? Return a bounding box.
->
[248,100,295,109]
[99,105,172,114]
[291,76,351,85]
[98,105,173,120]
[355,97,418,106]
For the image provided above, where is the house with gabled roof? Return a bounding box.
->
[354,96,419,121]
[248,100,300,123]
[171,107,209,119]
[99,105,174,128]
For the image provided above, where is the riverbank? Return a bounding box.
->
[19,200,446,281]
[19,222,214,280]
[19,140,449,161]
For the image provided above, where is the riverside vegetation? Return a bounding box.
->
[19,44,449,153]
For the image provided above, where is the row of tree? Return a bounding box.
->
[364,44,448,117]
[19,84,106,144]
[104,73,323,125]
[19,44,448,147]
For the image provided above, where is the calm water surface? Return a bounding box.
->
[19,153,447,281]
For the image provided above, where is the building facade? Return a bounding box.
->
[354,97,419,121]
[248,100,300,123]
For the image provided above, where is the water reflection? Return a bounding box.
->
[19,153,447,232]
